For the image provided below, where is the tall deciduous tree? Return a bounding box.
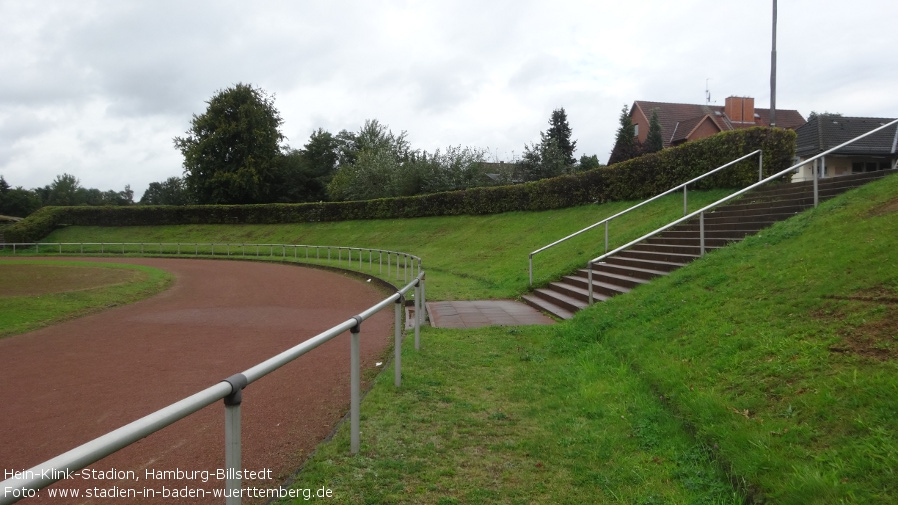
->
[45,173,82,206]
[0,176,41,216]
[140,177,191,205]
[174,83,285,204]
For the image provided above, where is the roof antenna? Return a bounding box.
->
[705,78,712,105]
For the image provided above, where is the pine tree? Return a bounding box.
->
[608,105,638,164]
[645,109,663,153]
[544,108,577,166]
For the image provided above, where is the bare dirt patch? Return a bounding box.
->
[817,287,898,360]
[0,263,141,297]
[865,195,898,217]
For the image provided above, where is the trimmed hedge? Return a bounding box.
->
[5,127,795,242]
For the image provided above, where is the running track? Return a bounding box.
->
[0,258,394,504]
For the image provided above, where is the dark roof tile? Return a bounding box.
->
[796,116,898,157]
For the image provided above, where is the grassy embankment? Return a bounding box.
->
[37,190,731,300]
[11,177,898,503]
[276,175,898,504]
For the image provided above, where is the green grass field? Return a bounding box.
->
[5,175,898,503]
[0,260,172,338]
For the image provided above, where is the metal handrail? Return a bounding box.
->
[528,150,762,285]
[586,117,898,304]
[0,255,428,505]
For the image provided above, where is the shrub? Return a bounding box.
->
[6,128,795,241]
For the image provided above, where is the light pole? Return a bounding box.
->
[770,0,777,127]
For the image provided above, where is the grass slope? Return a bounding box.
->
[18,176,898,503]
[277,173,898,504]
[40,190,731,300]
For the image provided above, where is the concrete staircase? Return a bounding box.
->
[523,169,896,320]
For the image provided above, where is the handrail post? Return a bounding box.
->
[759,151,764,181]
[221,373,248,505]
[394,295,404,387]
[813,158,820,207]
[587,264,594,305]
[699,212,706,256]
[414,280,421,350]
[419,274,426,325]
[683,185,688,216]
[604,221,609,253]
[528,254,534,286]
[350,316,362,455]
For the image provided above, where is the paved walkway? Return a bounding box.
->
[426,300,555,328]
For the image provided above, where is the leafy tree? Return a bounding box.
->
[270,149,329,203]
[0,176,41,216]
[174,83,285,204]
[140,177,191,205]
[579,154,601,170]
[608,105,639,164]
[521,137,569,181]
[645,109,663,154]
[45,173,83,206]
[326,120,412,201]
[270,128,339,203]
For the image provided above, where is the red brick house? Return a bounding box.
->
[630,96,806,149]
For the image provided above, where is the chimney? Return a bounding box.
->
[725,96,755,124]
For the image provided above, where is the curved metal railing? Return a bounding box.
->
[0,242,422,284]
[0,246,428,505]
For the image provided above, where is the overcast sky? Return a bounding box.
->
[2,0,897,200]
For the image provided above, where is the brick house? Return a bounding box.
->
[792,115,898,182]
[629,96,806,149]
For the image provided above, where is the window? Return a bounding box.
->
[633,124,639,137]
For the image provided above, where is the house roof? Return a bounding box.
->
[633,100,806,148]
[796,115,898,157]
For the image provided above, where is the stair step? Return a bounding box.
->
[522,294,577,320]
[522,167,895,321]
[577,255,682,280]
[530,288,588,314]
[642,236,743,248]
[603,255,686,273]
[630,243,722,256]
[572,271,642,291]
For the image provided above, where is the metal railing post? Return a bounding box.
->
[419,274,426,325]
[699,211,706,256]
[604,221,609,253]
[528,254,533,286]
[759,151,764,181]
[222,373,247,505]
[683,185,688,215]
[394,296,403,387]
[349,317,362,455]
[587,264,594,305]
[813,157,821,207]
[414,281,421,350]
